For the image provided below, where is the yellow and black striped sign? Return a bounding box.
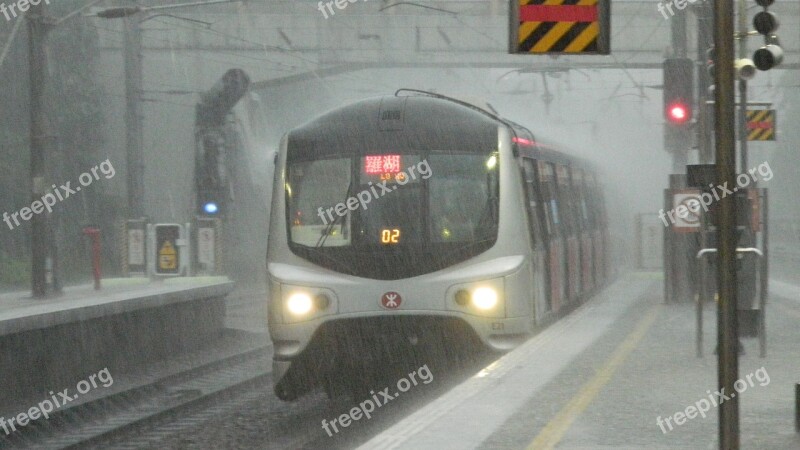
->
[746,109,776,141]
[509,0,610,55]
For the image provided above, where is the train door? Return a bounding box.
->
[557,164,580,305]
[537,160,563,312]
[522,158,549,322]
[574,167,595,295]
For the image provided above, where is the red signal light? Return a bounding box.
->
[666,102,691,125]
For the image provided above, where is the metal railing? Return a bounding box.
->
[695,247,767,358]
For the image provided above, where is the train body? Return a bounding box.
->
[266,91,610,400]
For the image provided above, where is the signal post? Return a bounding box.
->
[662,56,698,304]
[707,0,781,445]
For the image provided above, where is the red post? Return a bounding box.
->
[82,227,102,290]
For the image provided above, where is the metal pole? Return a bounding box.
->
[27,0,50,298]
[738,81,747,171]
[738,0,748,172]
[671,4,687,57]
[124,5,144,218]
[697,2,713,164]
[697,256,703,357]
[760,189,768,357]
[714,0,740,446]
[795,383,799,432]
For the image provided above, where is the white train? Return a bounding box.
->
[267,90,610,400]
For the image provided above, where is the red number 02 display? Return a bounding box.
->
[381,229,400,244]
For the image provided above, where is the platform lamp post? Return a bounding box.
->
[23,0,121,298]
[27,0,52,298]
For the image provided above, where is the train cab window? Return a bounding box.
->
[428,153,497,243]
[286,152,499,249]
[286,157,352,247]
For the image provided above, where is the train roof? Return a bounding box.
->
[289,89,601,174]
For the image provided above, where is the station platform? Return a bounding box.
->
[0,277,233,335]
[0,277,235,408]
[360,272,800,449]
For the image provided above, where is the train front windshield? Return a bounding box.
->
[285,152,499,279]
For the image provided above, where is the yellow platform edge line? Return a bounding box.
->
[527,304,660,450]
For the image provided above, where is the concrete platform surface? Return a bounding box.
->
[0,276,237,408]
[0,277,234,336]
[360,273,800,450]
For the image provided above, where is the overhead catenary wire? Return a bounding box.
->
[87,22,303,73]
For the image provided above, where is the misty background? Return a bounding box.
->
[1,0,798,290]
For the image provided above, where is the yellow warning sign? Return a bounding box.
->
[154,224,181,275]
[746,109,776,141]
[510,0,610,54]
[158,241,177,270]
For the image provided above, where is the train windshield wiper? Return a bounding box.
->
[315,177,355,248]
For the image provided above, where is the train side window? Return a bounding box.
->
[581,197,590,230]
[582,173,596,231]
[597,185,608,228]
[537,161,557,238]
[522,159,544,247]
[555,164,574,237]
[572,167,589,232]
[567,171,580,234]
[588,174,606,229]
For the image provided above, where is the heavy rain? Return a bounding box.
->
[0,0,799,448]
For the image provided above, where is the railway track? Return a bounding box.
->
[1,346,271,449]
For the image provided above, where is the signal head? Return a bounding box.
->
[753,44,783,71]
[662,58,694,126]
[753,11,779,35]
[735,58,756,80]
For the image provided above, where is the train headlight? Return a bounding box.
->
[449,279,505,317]
[280,286,337,323]
[287,292,313,316]
[472,287,498,310]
